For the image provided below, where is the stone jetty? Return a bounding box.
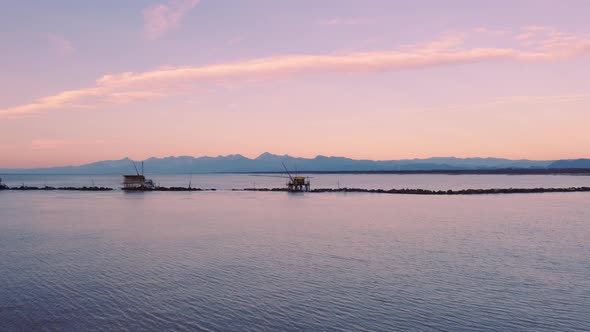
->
[243,187,590,195]
[1,185,590,194]
[147,187,216,192]
[0,185,215,192]
[6,186,114,191]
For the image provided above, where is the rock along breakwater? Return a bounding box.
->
[242,187,590,195]
[1,185,590,194]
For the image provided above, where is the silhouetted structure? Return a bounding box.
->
[122,175,155,190]
[282,163,311,192]
[287,176,311,192]
[122,161,155,191]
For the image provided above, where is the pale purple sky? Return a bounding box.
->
[1,0,589,167]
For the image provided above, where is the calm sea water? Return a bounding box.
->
[1,175,589,331]
[3,173,590,190]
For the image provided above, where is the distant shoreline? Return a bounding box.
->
[243,168,590,175]
[2,168,590,176]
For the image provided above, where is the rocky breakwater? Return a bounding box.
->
[150,187,216,191]
[241,187,590,195]
[7,185,114,191]
[311,187,590,195]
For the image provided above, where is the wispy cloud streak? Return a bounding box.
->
[318,17,372,26]
[42,33,74,54]
[2,27,590,117]
[143,0,200,39]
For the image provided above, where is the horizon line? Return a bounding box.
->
[1,152,588,170]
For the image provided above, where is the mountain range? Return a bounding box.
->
[1,153,589,174]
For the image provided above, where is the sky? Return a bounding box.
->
[1,0,590,167]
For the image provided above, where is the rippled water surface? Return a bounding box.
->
[1,178,589,331]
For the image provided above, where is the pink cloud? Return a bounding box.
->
[318,17,372,26]
[105,91,167,104]
[472,27,509,36]
[41,33,74,54]
[515,32,535,40]
[143,0,200,39]
[2,27,590,117]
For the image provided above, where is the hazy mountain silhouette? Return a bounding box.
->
[0,152,572,174]
[548,159,590,169]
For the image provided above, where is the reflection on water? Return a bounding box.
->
[0,189,589,331]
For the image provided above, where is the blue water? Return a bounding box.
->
[1,176,589,331]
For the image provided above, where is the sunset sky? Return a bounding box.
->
[1,0,590,167]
